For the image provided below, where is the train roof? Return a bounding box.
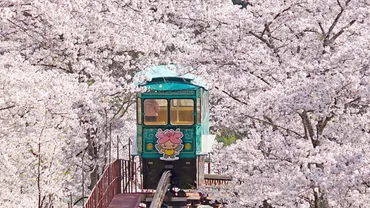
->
[134,64,207,91]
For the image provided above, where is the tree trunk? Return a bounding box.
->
[85,127,100,190]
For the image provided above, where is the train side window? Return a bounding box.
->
[137,98,142,124]
[144,99,168,125]
[196,98,201,124]
[170,99,194,125]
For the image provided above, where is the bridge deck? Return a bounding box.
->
[108,193,144,208]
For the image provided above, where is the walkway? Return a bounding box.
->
[108,193,144,208]
[84,159,232,208]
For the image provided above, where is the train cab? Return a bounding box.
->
[133,65,215,189]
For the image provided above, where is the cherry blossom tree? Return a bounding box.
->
[0,1,141,206]
[1,0,369,207]
[0,52,87,207]
[197,0,370,207]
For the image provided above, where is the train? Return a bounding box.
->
[133,64,215,190]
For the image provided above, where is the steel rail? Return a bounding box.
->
[149,170,172,208]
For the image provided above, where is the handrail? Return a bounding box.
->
[94,175,121,207]
[204,174,232,186]
[83,159,232,208]
[84,160,121,208]
[121,159,138,193]
[84,159,138,208]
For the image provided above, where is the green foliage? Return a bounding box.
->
[87,80,95,86]
[216,129,241,146]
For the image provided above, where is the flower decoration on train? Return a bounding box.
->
[155,128,184,161]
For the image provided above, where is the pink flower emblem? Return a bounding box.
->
[156,129,183,144]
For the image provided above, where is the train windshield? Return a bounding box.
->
[142,98,195,126]
[144,99,168,125]
[170,99,194,125]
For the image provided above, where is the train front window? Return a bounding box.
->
[170,99,194,125]
[144,99,168,125]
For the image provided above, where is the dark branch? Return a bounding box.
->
[262,6,292,36]
[7,19,41,43]
[0,105,16,111]
[316,115,334,137]
[323,0,353,47]
[244,113,303,138]
[214,86,249,106]
[249,31,273,48]
[318,22,326,37]
[326,1,345,39]
[241,68,272,86]
[328,19,356,44]
[299,111,321,148]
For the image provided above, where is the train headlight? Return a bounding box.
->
[185,143,191,150]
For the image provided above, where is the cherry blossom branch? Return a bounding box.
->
[249,31,272,48]
[328,19,356,45]
[122,3,141,13]
[327,0,352,37]
[214,86,249,106]
[321,0,355,47]
[318,22,326,37]
[249,30,282,63]
[0,104,15,111]
[258,5,292,62]
[262,5,292,37]
[316,115,334,139]
[245,113,303,138]
[215,86,303,138]
[241,68,272,86]
[110,93,135,121]
[6,19,42,43]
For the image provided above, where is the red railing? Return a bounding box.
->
[204,174,232,186]
[121,159,139,193]
[83,158,231,208]
[84,159,138,208]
